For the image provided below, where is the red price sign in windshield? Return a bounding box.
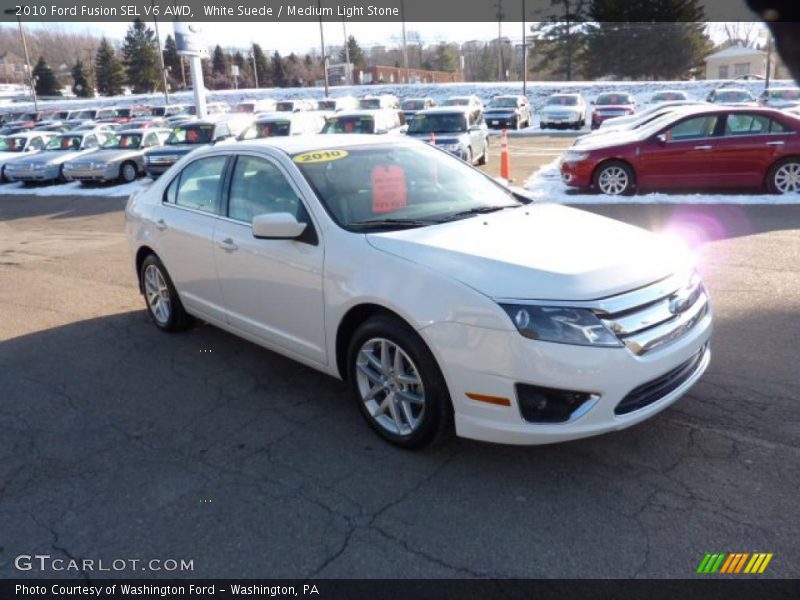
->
[371,165,407,213]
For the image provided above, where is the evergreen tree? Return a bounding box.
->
[339,35,366,69]
[33,57,61,96]
[121,19,160,94]
[583,0,712,80]
[212,45,228,75]
[530,0,589,80]
[162,34,185,88]
[252,43,272,87]
[271,51,286,87]
[71,60,93,97]
[433,43,458,72]
[95,38,126,96]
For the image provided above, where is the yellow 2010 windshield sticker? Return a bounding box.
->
[293,150,349,164]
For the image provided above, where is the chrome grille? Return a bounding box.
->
[597,272,709,355]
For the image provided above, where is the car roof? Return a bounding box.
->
[215,134,416,156]
[597,91,634,96]
[418,106,470,115]
[116,128,171,135]
[715,87,750,93]
[548,93,581,97]
[6,131,44,139]
[329,109,389,117]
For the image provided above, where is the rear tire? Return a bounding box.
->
[139,254,193,332]
[346,316,452,449]
[477,142,489,165]
[593,160,635,196]
[766,157,800,194]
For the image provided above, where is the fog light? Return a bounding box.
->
[515,384,597,423]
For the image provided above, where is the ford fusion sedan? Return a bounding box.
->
[63,128,171,184]
[591,92,637,128]
[401,97,436,120]
[707,87,758,106]
[561,107,800,195]
[649,90,690,103]
[405,107,488,165]
[144,121,236,178]
[321,110,405,135]
[539,93,587,130]
[0,131,56,182]
[759,86,800,109]
[126,135,711,448]
[238,112,324,140]
[5,130,109,184]
[484,95,531,130]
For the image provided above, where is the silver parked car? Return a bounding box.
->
[4,131,110,184]
[405,107,489,165]
[63,128,171,184]
[0,131,58,182]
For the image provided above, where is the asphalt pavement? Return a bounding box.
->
[1,139,798,578]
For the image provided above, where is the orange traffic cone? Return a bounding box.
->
[500,129,511,181]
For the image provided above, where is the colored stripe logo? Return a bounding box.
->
[696,552,773,574]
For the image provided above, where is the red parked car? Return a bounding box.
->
[590,92,636,129]
[560,106,800,195]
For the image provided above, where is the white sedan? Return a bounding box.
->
[125,135,712,448]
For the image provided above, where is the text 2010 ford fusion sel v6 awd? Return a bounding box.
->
[126,135,712,448]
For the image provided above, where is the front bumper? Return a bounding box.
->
[5,165,60,182]
[485,114,519,128]
[541,114,581,128]
[64,165,119,182]
[592,112,629,127]
[560,158,595,188]
[144,160,176,177]
[421,305,712,445]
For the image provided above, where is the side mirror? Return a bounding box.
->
[252,213,307,240]
[655,133,667,144]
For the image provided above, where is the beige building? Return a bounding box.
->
[0,51,25,84]
[704,44,791,80]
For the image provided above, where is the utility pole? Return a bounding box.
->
[4,9,37,110]
[495,0,504,82]
[251,44,259,87]
[400,0,409,81]
[318,0,329,95]
[764,30,772,92]
[342,18,350,85]
[522,0,527,95]
[151,0,170,105]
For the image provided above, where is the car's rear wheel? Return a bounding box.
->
[120,161,138,183]
[767,158,800,194]
[347,316,452,449]
[594,160,635,195]
[478,142,489,165]
[465,146,473,165]
[139,254,192,332]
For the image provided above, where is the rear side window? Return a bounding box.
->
[165,155,228,214]
[725,114,771,136]
[667,115,719,141]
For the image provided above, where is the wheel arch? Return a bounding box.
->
[591,157,638,189]
[765,154,800,192]
[135,245,158,293]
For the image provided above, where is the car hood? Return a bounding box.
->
[146,144,201,156]
[20,149,97,166]
[485,108,518,115]
[366,204,684,301]
[0,150,27,161]
[407,132,468,144]
[80,148,142,163]
[540,105,581,113]
[571,129,641,150]
[594,105,634,112]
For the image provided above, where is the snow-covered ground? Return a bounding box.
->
[525,158,800,205]
[2,179,149,198]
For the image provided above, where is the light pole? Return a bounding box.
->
[522,0,527,96]
[4,9,37,110]
[400,0,409,81]
[342,18,350,85]
[318,0,329,95]
[251,44,259,88]
[151,0,170,104]
[495,0,504,82]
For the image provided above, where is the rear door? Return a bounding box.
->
[637,114,724,189]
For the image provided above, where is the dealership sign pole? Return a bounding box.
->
[174,22,208,119]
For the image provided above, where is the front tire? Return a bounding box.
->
[766,157,800,194]
[120,161,138,183]
[139,254,192,332]
[593,160,635,196]
[347,316,452,449]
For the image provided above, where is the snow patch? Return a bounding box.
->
[2,179,151,198]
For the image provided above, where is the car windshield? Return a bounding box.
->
[166,124,214,145]
[322,116,375,134]
[407,113,467,134]
[233,103,255,113]
[70,110,95,120]
[0,137,26,152]
[716,91,752,102]
[444,98,470,106]
[489,97,518,108]
[359,99,381,109]
[401,100,425,110]
[652,92,686,102]
[276,102,295,111]
[102,134,142,149]
[769,89,800,100]
[596,94,632,105]
[240,120,292,138]
[46,135,82,151]
[318,100,337,110]
[293,144,521,230]
[546,95,578,106]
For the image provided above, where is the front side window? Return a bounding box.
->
[666,115,719,141]
[228,156,301,223]
[166,155,228,213]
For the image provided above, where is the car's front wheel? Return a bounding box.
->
[139,254,192,332]
[767,158,800,194]
[594,160,635,195]
[120,161,138,183]
[347,316,452,449]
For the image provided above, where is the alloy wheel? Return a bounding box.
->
[773,162,800,193]
[355,338,426,437]
[597,166,629,195]
[122,163,137,182]
[143,264,172,325]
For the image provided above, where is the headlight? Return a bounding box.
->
[500,304,621,347]
[32,163,47,170]
[440,143,461,152]
[563,150,590,163]
[93,162,110,169]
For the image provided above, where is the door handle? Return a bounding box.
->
[765,141,785,146]
[155,219,167,231]
[693,145,713,150]
[217,238,238,252]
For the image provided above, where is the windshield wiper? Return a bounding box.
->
[349,218,439,230]
[439,205,520,221]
